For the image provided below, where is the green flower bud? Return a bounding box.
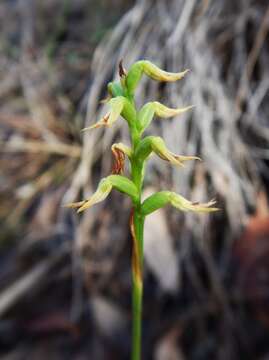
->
[125,62,144,97]
[125,60,189,96]
[137,102,193,134]
[107,81,125,97]
[137,103,155,133]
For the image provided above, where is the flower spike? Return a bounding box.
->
[67,59,219,359]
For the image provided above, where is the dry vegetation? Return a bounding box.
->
[1,0,269,359]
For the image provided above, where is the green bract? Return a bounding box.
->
[67,60,218,360]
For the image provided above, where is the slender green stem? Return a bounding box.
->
[131,208,144,360]
[132,271,143,360]
[130,120,145,360]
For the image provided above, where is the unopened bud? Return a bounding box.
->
[125,60,189,97]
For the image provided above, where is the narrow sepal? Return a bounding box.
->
[170,194,219,213]
[135,136,201,166]
[66,177,113,212]
[141,191,219,216]
[142,61,189,82]
[152,102,194,118]
[125,60,189,96]
[82,96,125,131]
[137,102,193,134]
[65,175,139,213]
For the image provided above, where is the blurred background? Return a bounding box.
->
[1,0,269,359]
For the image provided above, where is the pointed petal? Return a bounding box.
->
[65,175,139,213]
[170,194,219,213]
[141,191,219,215]
[82,97,125,131]
[82,112,110,131]
[64,200,88,209]
[142,61,189,82]
[151,137,199,166]
[153,102,194,118]
[77,178,113,212]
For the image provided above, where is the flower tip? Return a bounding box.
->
[187,104,195,110]
[77,202,92,213]
[64,200,86,209]
[176,160,185,167]
[199,199,220,212]
[174,68,190,80]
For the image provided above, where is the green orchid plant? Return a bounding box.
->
[67,60,218,360]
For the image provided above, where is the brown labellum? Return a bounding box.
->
[111,147,125,175]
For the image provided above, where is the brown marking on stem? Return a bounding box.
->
[111,147,125,174]
[130,209,142,288]
[119,59,127,78]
